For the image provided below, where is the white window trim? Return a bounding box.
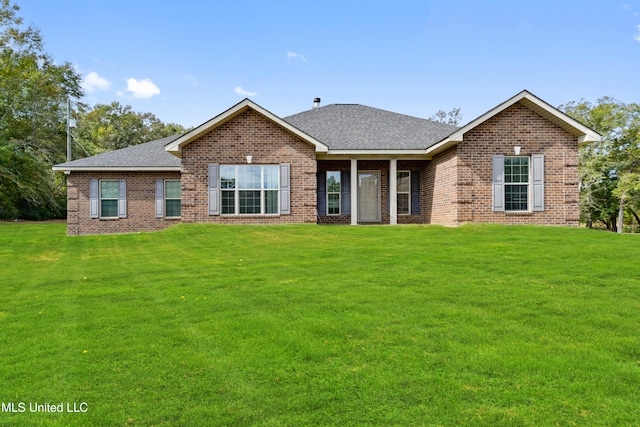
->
[327,171,341,216]
[220,165,280,216]
[99,179,119,219]
[397,170,411,216]
[504,156,531,213]
[164,179,181,219]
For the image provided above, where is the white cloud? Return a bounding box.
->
[235,86,257,97]
[635,24,640,42]
[82,71,111,93]
[183,73,198,86]
[287,51,307,62]
[126,78,161,99]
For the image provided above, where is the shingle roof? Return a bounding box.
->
[54,104,461,170]
[53,135,181,170]
[284,104,459,150]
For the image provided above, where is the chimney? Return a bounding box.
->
[313,97,321,109]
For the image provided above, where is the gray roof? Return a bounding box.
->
[53,135,181,169]
[284,104,459,150]
[54,104,460,170]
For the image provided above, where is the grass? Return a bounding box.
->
[0,222,639,426]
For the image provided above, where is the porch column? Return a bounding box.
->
[389,159,397,225]
[351,159,358,225]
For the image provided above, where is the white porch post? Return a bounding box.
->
[389,159,397,225]
[351,159,358,225]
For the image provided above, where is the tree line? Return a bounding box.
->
[561,99,640,232]
[2,0,638,230]
[0,0,187,220]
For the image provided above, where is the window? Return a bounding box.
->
[504,157,529,211]
[327,171,341,215]
[165,180,181,218]
[493,154,544,213]
[100,180,119,218]
[397,171,411,215]
[90,179,125,219]
[220,165,279,215]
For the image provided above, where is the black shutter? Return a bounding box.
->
[317,171,326,215]
[341,170,350,215]
[411,171,420,215]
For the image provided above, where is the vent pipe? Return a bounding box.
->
[313,97,321,109]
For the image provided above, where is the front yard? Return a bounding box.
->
[1,223,638,426]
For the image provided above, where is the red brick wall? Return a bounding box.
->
[180,108,318,224]
[424,147,459,226]
[457,102,580,226]
[67,171,181,236]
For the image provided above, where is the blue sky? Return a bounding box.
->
[19,0,640,128]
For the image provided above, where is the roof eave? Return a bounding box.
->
[316,149,431,160]
[577,132,601,146]
[52,166,181,172]
[327,149,427,155]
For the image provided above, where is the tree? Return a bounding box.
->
[428,108,462,126]
[561,98,640,232]
[0,0,82,219]
[0,1,187,219]
[72,102,188,157]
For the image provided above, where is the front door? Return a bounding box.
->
[358,171,380,222]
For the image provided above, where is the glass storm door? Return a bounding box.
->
[358,172,380,222]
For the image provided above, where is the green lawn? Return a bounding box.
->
[0,223,639,426]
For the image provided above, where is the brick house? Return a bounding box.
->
[53,90,600,236]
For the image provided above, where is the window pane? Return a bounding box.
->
[221,166,236,189]
[264,166,279,189]
[239,190,261,214]
[397,171,410,193]
[265,190,278,214]
[222,190,235,214]
[327,171,341,193]
[220,166,281,215]
[239,166,261,189]
[505,157,529,184]
[397,194,409,215]
[505,184,528,211]
[165,199,181,217]
[165,180,181,199]
[328,193,340,215]
[101,199,118,217]
[100,181,119,199]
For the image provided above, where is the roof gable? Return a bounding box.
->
[165,98,328,157]
[426,90,601,157]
